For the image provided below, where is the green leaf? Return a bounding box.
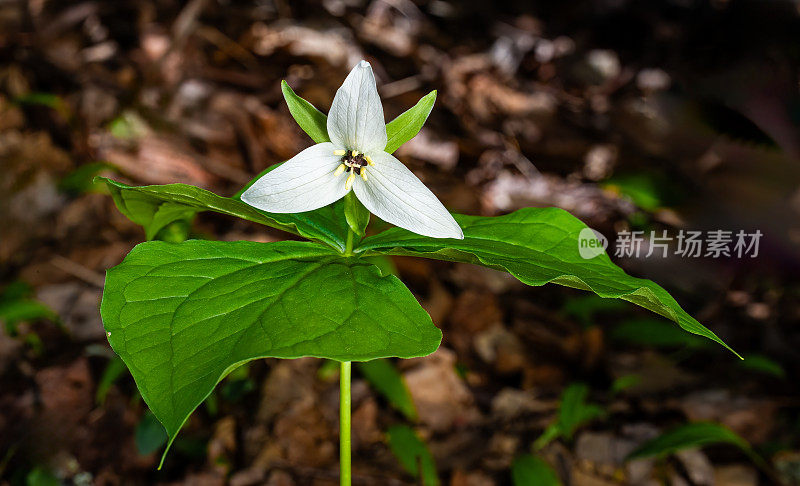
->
[603,173,666,211]
[363,255,398,277]
[281,80,330,143]
[344,192,370,237]
[136,412,168,456]
[317,359,340,381]
[14,92,70,118]
[356,208,739,357]
[739,354,786,378]
[96,356,128,405]
[558,383,604,439]
[534,423,562,451]
[611,318,712,349]
[154,218,193,243]
[626,422,756,463]
[108,112,148,139]
[384,90,437,154]
[0,282,57,332]
[101,240,441,466]
[512,454,562,486]
[25,467,60,486]
[561,295,629,327]
[387,425,439,486]
[535,383,604,450]
[357,359,418,421]
[59,162,115,195]
[610,374,641,395]
[98,177,350,251]
[0,300,56,328]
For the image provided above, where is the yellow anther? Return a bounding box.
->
[360,169,368,181]
[364,155,374,166]
[334,164,346,176]
[351,150,360,157]
[333,149,346,156]
[345,172,356,191]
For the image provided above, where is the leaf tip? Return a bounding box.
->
[280,80,294,99]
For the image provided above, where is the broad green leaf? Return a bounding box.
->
[356,208,739,357]
[364,255,398,277]
[281,80,330,143]
[281,83,435,154]
[387,425,439,486]
[101,240,441,466]
[626,422,759,465]
[357,359,418,421]
[534,382,604,450]
[512,454,562,486]
[136,412,168,456]
[98,177,350,251]
[384,90,437,154]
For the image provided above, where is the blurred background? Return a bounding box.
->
[1,0,799,484]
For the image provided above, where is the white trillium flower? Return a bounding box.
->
[241,60,464,240]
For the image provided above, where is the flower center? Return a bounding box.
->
[333,149,374,189]
[342,151,369,174]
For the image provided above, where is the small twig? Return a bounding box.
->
[50,255,105,287]
[380,76,422,99]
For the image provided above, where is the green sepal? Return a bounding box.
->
[281,82,436,154]
[384,90,436,154]
[344,192,370,237]
[281,80,330,143]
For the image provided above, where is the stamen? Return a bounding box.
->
[345,172,356,190]
[360,169,368,181]
[333,149,346,156]
[334,164,346,176]
[364,155,374,166]
[351,150,360,157]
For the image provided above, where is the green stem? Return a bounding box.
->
[340,361,352,486]
[345,230,355,256]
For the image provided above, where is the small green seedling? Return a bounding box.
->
[98,61,738,483]
[534,382,605,450]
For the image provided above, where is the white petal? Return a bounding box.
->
[353,151,463,239]
[240,142,348,213]
[327,60,387,154]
